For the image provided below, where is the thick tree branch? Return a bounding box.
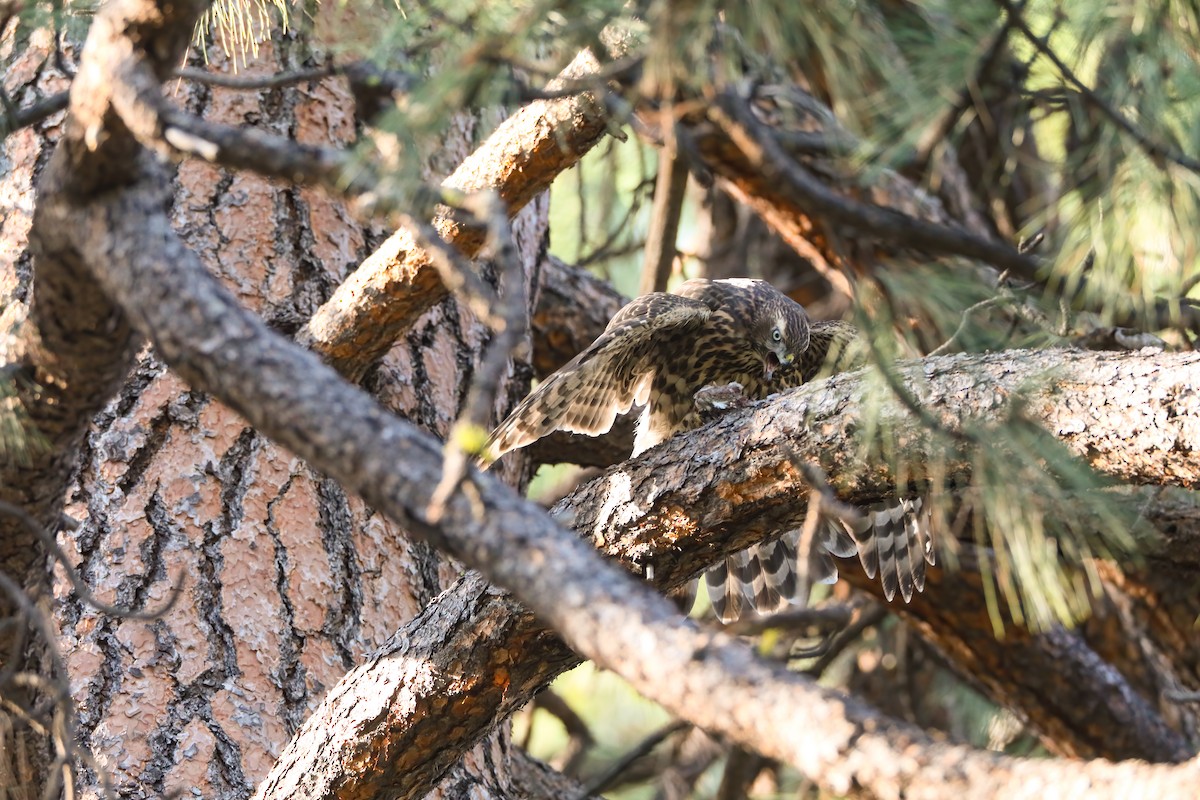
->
[248,331,1200,799]
[704,93,1044,283]
[559,349,1200,566]
[668,87,1200,334]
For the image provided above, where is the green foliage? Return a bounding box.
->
[195,0,291,67]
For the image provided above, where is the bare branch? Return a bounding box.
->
[530,689,595,776]
[0,90,68,137]
[577,721,690,799]
[706,93,1044,283]
[639,136,689,294]
[174,64,338,90]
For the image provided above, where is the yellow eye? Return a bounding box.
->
[772,328,782,342]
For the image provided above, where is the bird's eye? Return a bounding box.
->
[772,328,782,342]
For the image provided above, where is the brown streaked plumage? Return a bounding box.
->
[487,277,934,620]
[487,278,814,460]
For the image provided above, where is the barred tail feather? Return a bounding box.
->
[702,500,935,620]
[746,539,796,614]
[705,551,755,623]
[703,523,857,623]
[846,498,934,602]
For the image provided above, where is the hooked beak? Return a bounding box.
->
[763,351,794,380]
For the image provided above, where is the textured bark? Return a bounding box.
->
[437,746,596,800]
[530,255,624,378]
[1084,555,1200,747]
[0,0,209,792]
[2,3,547,797]
[559,349,1200,545]
[252,577,572,800]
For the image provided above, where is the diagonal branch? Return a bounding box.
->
[244,335,1200,798]
[676,88,1200,334]
[705,93,1044,282]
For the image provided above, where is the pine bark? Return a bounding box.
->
[1,5,551,796]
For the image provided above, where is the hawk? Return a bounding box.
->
[487,278,934,621]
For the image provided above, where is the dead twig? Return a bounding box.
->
[798,604,889,676]
[1165,689,1200,704]
[720,604,853,637]
[532,689,595,776]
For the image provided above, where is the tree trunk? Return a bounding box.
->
[0,13,548,798]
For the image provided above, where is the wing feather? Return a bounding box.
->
[485,293,712,459]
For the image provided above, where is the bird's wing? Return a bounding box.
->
[485,292,713,459]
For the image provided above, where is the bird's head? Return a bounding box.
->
[752,296,811,381]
